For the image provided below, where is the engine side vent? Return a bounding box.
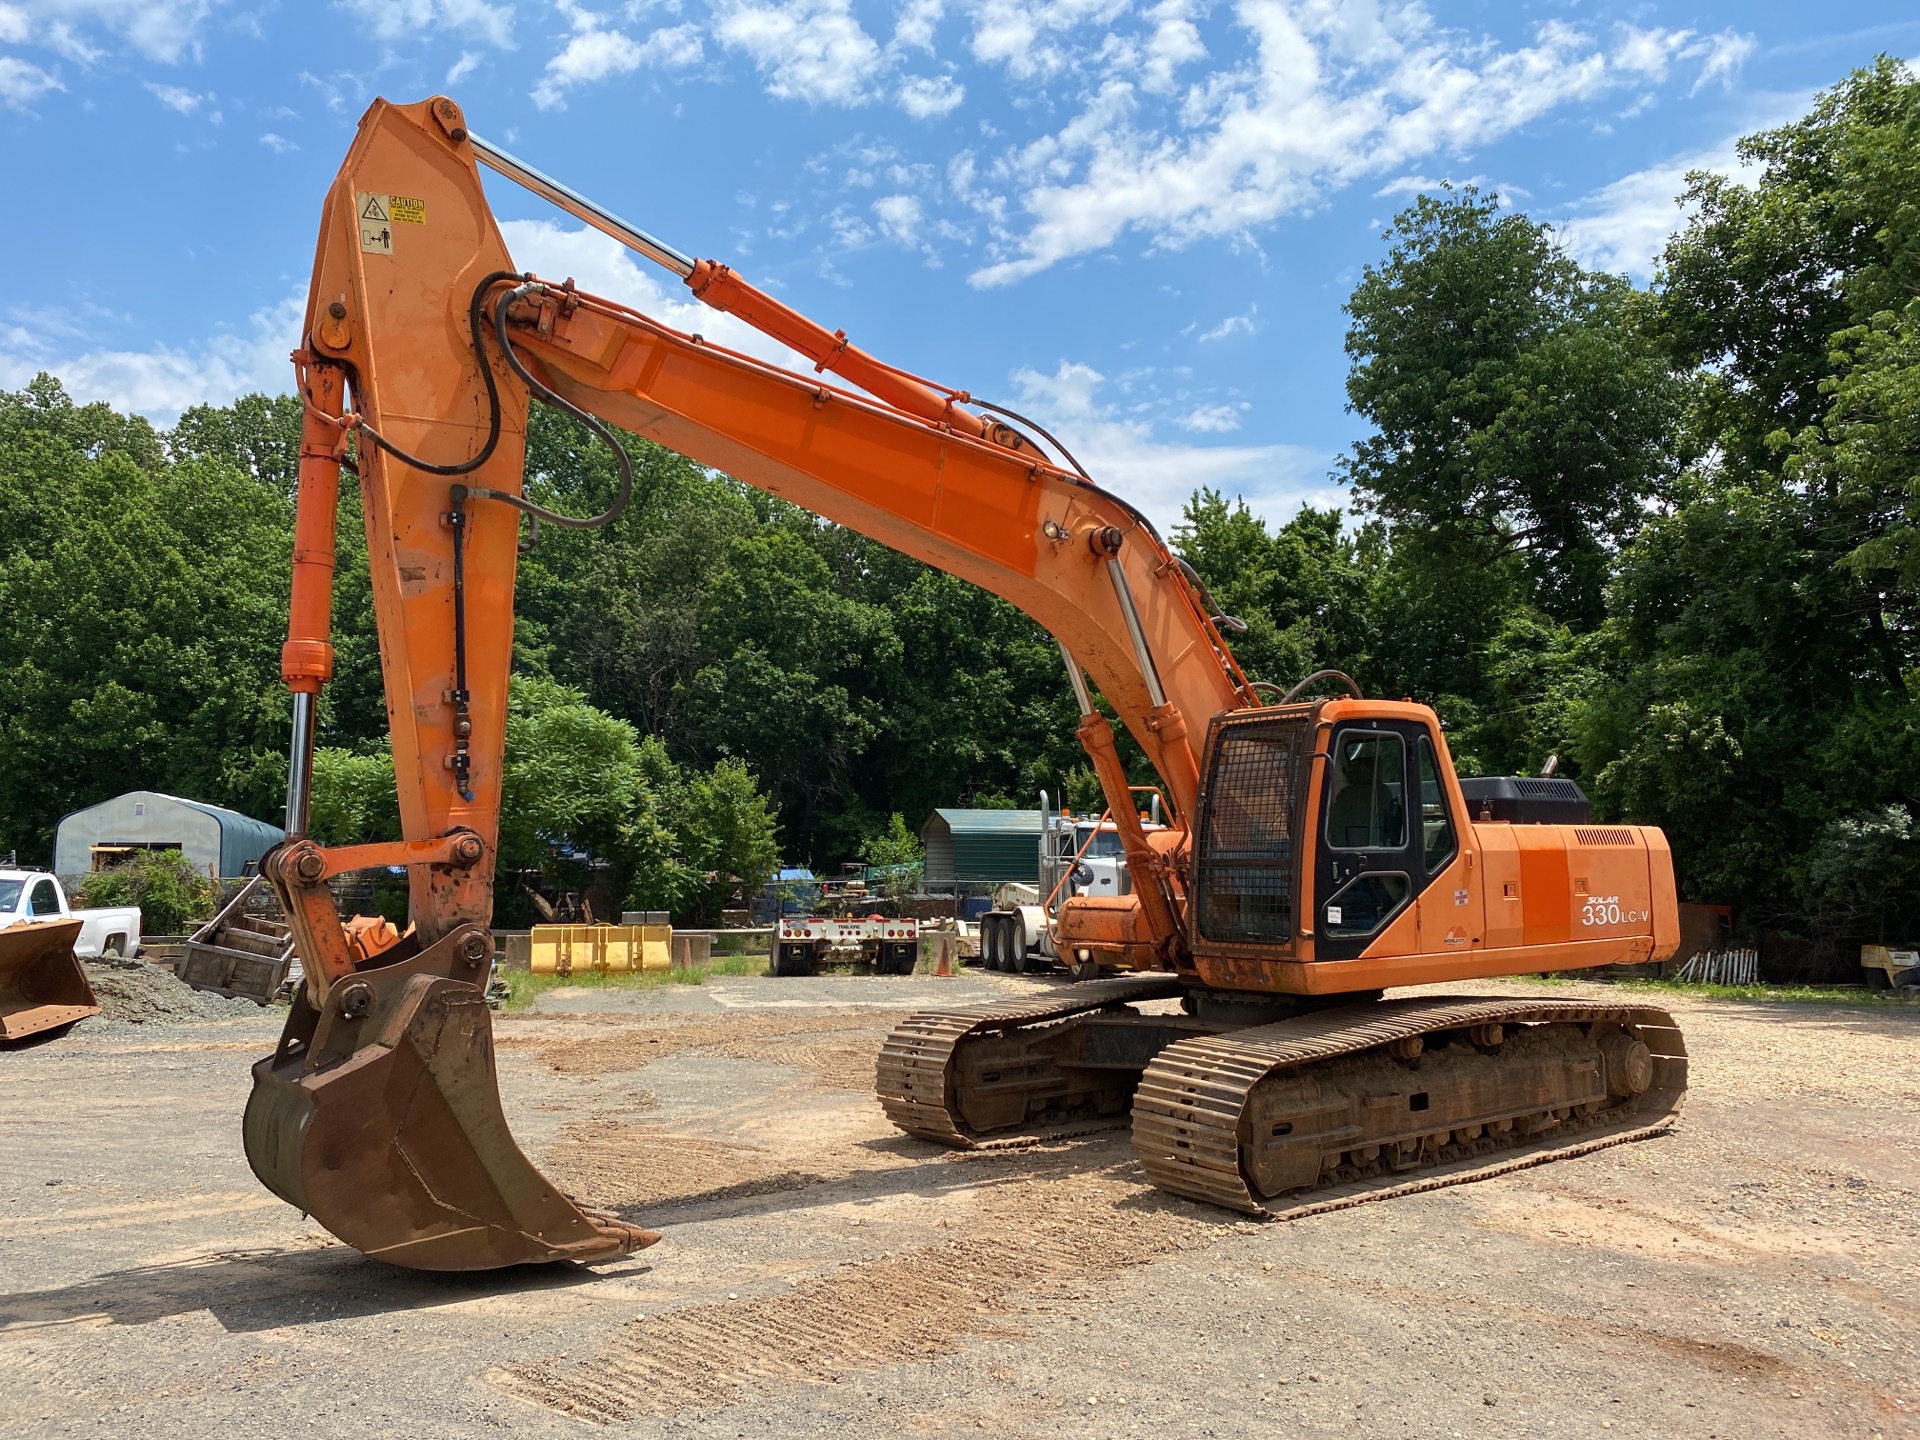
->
[1515,777,1575,796]
[1574,827,1636,846]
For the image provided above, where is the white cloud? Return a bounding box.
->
[259,131,298,153]
[0,288,305,424]
[889,0,942,52]
[1139,0,1205,93]
[532,9,702,110]
[968,0,1131,82]
[5,1,215,64]
[1611,25,1690,81]
[872,193,923,246]
[0,4,27,43]
[714,0,883,106]
[1178,402,1239,432]
[332,0,514,48]
[446,49,483,85]
[1010,360,1334,532]
[964,5,1734,288]
[897,72,962,118]
[144,80,204,113]
[0,54,59,108]
[44,18,102,62]
[1556,111,1788,279]
[1691,29,1754,95]
[1196,304,1256,342]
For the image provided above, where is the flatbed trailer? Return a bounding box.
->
[775,916,919,976]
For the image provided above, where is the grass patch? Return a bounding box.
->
[500,952,770,1011]
[1607,978,1920,1008]
[1517,972,1918,1008]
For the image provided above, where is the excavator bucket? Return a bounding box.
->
[0,918,98,1042]
[244,965,657,1270]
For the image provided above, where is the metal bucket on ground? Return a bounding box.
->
[0,918,99,1042]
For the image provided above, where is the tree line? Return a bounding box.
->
[0,60,1915,943]
[1188,59,1920,948]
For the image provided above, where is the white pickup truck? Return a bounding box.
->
[0,869,141,957]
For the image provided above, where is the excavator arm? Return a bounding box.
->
[247,95,1248,1269]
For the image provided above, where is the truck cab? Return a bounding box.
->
[0,870,142,958]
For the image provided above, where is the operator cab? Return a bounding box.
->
[1188,701,1602,965]
[1188,703,1461,960]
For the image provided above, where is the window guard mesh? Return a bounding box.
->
[1193,714,1310,945]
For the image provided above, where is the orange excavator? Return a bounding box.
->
[246,95,1686,1270]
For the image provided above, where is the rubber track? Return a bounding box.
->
[1132,995,1687,1218]
[876,975,1187,1145]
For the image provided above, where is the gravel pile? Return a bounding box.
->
[82,957,265,1023]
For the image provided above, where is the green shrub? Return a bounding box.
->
[76,849,220,936]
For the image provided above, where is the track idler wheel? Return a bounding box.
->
[244,925,656,1270]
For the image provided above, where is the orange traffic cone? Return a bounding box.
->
[935,936,953,977]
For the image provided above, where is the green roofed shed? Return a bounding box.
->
[920,809,1041,887]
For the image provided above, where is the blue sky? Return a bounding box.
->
[1,1,1915,534]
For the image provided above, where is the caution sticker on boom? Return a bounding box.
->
[357,192,393,255]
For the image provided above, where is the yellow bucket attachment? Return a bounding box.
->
[529,923,671,976]
[0,918,98,1042]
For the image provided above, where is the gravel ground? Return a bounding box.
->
[2,971,1916,1440]
[80,957,265,1024]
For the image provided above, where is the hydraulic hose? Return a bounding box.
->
[350,273,635,547]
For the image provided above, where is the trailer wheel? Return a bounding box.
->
[773,942,817,977]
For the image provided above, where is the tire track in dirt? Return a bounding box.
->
[490,1160,1251,1423]
[506,1009,910,1090]
[539,1121,844,1211]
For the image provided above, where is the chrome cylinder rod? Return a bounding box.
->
[1104,560,1167,709]
[470,134,696,279]
[286,690,317,838]
[1058,641,1096,716]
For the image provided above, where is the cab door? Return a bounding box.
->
[26,877,63,918]
[1312,723,1422,962]
[1411,730,1474,955]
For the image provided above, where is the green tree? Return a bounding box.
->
[308,748,400,846]
[1341,188,1678,631]
[1174,491,1379,693]
[0,376,293,856]
[1580,58,1920,928]
[675,757,781,924]
[859,812,924,898]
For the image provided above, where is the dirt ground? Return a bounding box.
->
[2,968,1917,1439]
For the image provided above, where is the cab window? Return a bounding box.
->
[1324,732,1406,850]
[1323,872,1411,938]
[1418,736,1458,875]
[28,879,60,916]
